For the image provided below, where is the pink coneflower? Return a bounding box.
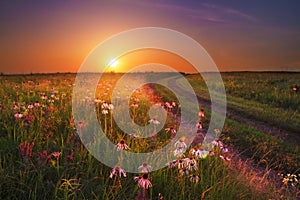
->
[51,152,61,159]
[138,162,152,173]
[189,174,200,183]
[165,127,177,136]
[41,94,48,100]
[34,101,40,107]
[14,112,23,119]
[220,155,231,161]
[108,103,114,110]
[199,109,205,118]
[102,109,108,114]
[116,139,130,151]
[148,118,160,125]
[177,159,186,169]
[66,150,74,161]
[196,121,203,129]
[185,157,197,171]
[28,103,34,109]
[109,166,126,178]
[166,160,177,168]
[134,173,152,190]
[19,141,34,161]
[179,168,189,176]
[13,103,19,110]
[37,150,51,165]
[130,103,139,108]
[101,102,109,110]
[174,138,187,149]
[174,147,185,158]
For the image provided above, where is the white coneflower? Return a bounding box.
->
[109,166,126,178]
[189,174,199,183]
[134,173,152,190]
[116,139,130,151]
[138,162,152,173]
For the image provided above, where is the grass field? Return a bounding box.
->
[0,72,299,199]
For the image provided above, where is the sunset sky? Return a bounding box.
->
[1,0,300,73]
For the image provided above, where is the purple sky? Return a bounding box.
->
[1,0,300,73]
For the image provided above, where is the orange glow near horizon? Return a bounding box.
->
[107,49,196,73]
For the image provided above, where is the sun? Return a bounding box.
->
[108,58,119,68]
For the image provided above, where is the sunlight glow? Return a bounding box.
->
[108,59,119,67]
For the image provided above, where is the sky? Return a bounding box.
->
[1,0,300,73]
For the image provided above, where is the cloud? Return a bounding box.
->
[202,2,258,23]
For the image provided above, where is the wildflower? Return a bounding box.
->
[14,112,23,119]
[37,150,51,165]
[108,103,114,110]
[185,157,197,171]
[159,193,164,200]
[51,152,61,159]
[174,138,187,150]
[13,103,19,110]
[130,103,139,108]
[191,148,209,159]
[179,168,189,176]
[19,141,34,161]
[116,139,130,151]
[189,174,199,183]
[219,155,231,161]
[198,109,205,118]
[28,103,34,109]
[41,95,48,100]
[196,121,203,129]
[101,102,109,110]
[165,127,177,136]
[166,160,177,168]
[66,150,74,161]
[109,166,126,178]
[177,159,186,169]
[138,162,152,173]
[134,173,152,190]
[149,118,160,125]
[174,147,185,158]
[34,101,40,107]
[94,98,102,103]
[102,109,108,114]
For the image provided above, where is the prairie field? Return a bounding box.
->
[0,72,299,200]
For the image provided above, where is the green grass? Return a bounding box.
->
[0,73,298,199]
